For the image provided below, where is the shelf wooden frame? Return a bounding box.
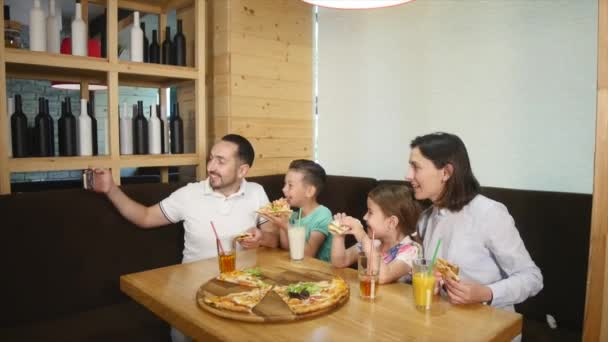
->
[0,0,204,194]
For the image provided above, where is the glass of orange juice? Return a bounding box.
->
[217,236,236,273]
[412,258,436,310]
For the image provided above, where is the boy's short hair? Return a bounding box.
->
[288,159,327,197]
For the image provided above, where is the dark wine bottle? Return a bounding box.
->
[45,99,55,156]
[162,26,173,65]
[133,100,148,154]
[170,102,184,154]
[87,99,98,156]
[149,29,160,63]
[157,104,165,153]
[34,97,52,157]
[141,22,149,63]
[174,19,186,66]
[10,94,29,158]
[58,97,77,156]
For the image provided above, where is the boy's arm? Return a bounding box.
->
[304,231,326,257]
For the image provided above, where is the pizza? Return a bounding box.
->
[257,198,292,216]
[435,258,460,281]
[201,286,272,313]
[199,268,349,318]
[328,220,350,235]
[217,268,271,288]
[273,278,349,315]
[235,232,253,241]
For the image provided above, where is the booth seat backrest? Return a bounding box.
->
[0,183,184,327]
[481,187,591,333]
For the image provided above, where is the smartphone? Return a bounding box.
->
[83,169,95,190]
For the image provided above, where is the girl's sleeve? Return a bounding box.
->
[394,243,420,268]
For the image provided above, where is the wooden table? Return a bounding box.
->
[120,248,522,341]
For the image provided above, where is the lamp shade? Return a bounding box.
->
[301,0,414,9]
[51,38,107,90]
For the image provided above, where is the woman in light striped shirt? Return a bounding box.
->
[406,132,543,312]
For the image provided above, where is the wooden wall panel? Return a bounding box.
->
[209,0,313,176]
[228,54,312,83]
[232,75,312,102]
[251,137,311,159]
[583,0,608,339]
[229,117,312,138]
[230,96,312,119]
[230,31,312,64]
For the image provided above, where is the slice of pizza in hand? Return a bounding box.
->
[235,232,253,241]
[273,277,349,315]
[435,258,460,282]
[217,268,271,288]
[257,198,292,217]
[201,286,272,313]
[328,220,350,235]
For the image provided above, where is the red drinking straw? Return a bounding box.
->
[210,221,225,255]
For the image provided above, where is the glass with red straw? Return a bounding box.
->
[211,221,236,273]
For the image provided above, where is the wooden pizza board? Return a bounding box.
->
[196,266,350,322]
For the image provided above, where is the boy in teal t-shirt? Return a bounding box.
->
[259,159,333,262]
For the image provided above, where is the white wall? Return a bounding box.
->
[317,0,597,194]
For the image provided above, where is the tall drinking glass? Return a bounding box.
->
[412,258,436,310]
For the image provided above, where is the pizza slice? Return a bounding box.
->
[273,278,349,315]
[235,232,253,241]
[328,220,350,235]
[201,286,272,313]
[217,268,271,288]
[257,198,292,216]
[435,258,460,281]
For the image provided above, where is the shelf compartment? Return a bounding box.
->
[4,49,109,83]
[116,61,198,87]
[8,156,113,173]
[119,154,199,168]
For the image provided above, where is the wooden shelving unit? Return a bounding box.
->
[0,0,207,194]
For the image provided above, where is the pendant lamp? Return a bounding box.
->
[301,0,413,9]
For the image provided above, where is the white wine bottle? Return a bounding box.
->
[130,11,143,62]
[78,99,93,156]
[119,103,133,155]
[46,0,60,53]
[148,105,162,154]
[71,2,87,56]
[29,0,46,52]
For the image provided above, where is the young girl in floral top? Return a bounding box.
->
[331,184,422,284]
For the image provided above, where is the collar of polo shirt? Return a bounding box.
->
[203,178,247,199]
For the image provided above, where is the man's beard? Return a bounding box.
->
[209,172,236,190]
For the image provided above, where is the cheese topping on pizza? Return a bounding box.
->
[257,198,292,216]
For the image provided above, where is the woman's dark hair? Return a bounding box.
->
[288,159,327,197]
[221,134,255,167]
[368,184,421,242]
[410,132,480,211]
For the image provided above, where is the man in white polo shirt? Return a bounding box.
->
[90,134,277,263]
[92,135,277,342]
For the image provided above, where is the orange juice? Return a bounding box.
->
[359,275,379,299]
[218,251,236,273]
[413,272,435,310]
